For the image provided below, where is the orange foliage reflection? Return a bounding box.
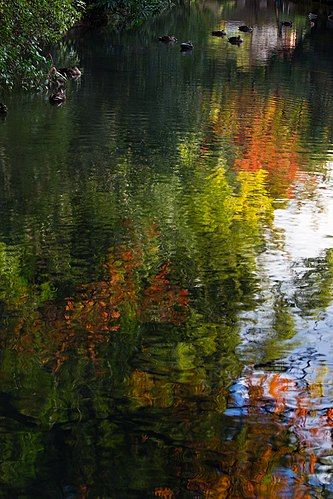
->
[208,90,305,199]
[136,365,332,498]
[9,225,188,368]
[154,487,174,498]
[233,98,302,199]
[182,368,332,497]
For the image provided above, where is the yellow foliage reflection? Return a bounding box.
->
[233,98,302,199]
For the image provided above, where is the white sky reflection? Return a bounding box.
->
[274,175,333,260]
[232,166,333,490]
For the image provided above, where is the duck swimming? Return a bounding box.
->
[228,35,243,45]
[48,66,67,84]
[158,35,177,42]
[49,86,66,106]
[0,103,8,114]
[281,21,292,27]
[238,25,253,32]
[212,30,226,37]
[180,41,193,51]
[58,66,81,79]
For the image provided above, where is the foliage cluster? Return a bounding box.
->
[0,0,84,89]
[83,0,176,28]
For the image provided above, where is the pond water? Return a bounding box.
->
[1,0,333,496]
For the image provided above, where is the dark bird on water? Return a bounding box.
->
[158,35,177,43]
[281,21,293,27]
[180,41,193,51]
[0,103,8,114]
[49,85,66,106]
[228,35,243,45]
[239,25,253,32]
[212,30,226,37]
[58,66,81,79]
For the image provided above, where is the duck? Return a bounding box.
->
[238,25,253,32]
[58,66,81,79]
[0,103,8,114]
[49,86,66,106]
[328,13,333,22]
[212,30,227,37]
[308,13,318,21]
[281,21,292,27]
[228,35,243,45]
[158,35,177,43]
[48,66,67,84]
[180,41,193,51]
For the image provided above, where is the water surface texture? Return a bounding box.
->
[1,0,333,497]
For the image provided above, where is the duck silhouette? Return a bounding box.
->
[180,41,193,51]
[49,85,66,106]
[48,66,68,84]
[0,103,8,114]
[228,35,243,45]
[239,25,253,32]
[158,35,177,43]
[212,30,226,37]
[58,66,81,79]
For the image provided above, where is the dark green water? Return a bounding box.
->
[1,0,333,497]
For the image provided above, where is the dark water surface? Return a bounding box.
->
[1,0,333,496]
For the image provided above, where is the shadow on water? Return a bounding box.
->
[2,0,333,496]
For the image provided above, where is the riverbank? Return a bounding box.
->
[0,0,181,90]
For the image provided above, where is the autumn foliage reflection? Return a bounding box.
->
[7,227,188,367]
[131,366,333,498]
[63,249,188,361]
[175,368,333,498]
[209,89,305,199]
[235,103,302,199]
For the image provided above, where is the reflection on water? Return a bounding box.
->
[1,0,333,496]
